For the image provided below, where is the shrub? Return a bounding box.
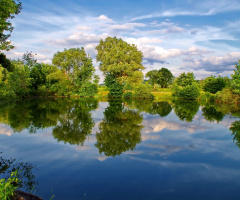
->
[0,171,18,200]
[202,76,226,94]
[133,84,154,99]
[173,83,200,100]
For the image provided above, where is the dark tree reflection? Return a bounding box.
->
[230,120,240,148]
[150,101,172,117]
[0,152,38,193]
[202,106,224,123]
[172,100,200,122]
[95,99,143,157]
[52,98,98,145]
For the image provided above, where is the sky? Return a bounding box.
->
[4,0,240,82]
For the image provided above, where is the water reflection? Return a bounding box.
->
[202,106,224,123]
[52,98,98,145]
[172,100,200,122]
[230,120,240,148]
[0,152,38,193]
[95,99,143,157]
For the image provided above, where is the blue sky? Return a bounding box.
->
[5,0,240,81]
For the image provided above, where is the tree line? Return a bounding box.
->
[0,1,240,102]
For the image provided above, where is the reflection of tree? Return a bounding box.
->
[0,98,98,145]
[126,99,172,118]
[95,99,143,157]
[150,101,172,117]
[0,153,38,192]
[172,100,200,122]
[230,120,240,148]
[202,106,224,123]
[0,98,62,133]
[52,98,98,145]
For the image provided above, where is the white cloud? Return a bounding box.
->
[96,15,113,23]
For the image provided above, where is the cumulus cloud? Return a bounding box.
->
[47,32,108,47]
[95,15,113,23]
[182,52,240,73]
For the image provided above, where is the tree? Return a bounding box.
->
[175,72,195,87]
[52,47,95,95]
[202,76,226,94]
[146,70,159,91]
[231,60,240,95]
[22,51,37,68]
[96,37,144,85]
[0,0,22,51]
[0,53,14,71]
[158,68,174,88]
[172,72,200,99]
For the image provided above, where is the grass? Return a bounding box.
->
[151,91,173,99]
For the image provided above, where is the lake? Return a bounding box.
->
[0,98,240,200]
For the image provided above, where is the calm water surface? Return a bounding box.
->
[0,98,240,200]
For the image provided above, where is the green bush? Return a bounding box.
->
[173,83,200,100]
[133,84,154,99]
[0,171,18,200]
[199,91,215,102]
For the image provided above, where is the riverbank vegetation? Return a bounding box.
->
[0,0,240,103]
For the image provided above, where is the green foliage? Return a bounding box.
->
[0,152,38,193]
[93,75,100,85]
[199,91,215,102]
[230,120,240,148]
[133,83,154,99]
[173,82,200,99]
[7,61,32,97]
[95,99,143,157]
[175,72,195,87]
[146,68,173,90]
[104,73,124,98]
[0,170,18,200]
[231,60,240,95]
[0,0,22,51]
[0,53,14,71]
[29,63,46,94]
[158,68,174,88]
[215,88,240,103]
[22,51,37,68]
[78,82,97,97]
[123,91,133,99]
[52,47,95,96]
[173,72,200,99]
[202,76,226,94]
[146,70,159,91]
[96,36,144,85]
[124,84,132,90]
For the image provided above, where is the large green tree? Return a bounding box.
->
[96,37,144,85]
[52,47,95,95]
[0,0,22,51]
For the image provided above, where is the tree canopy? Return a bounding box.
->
[96,37,144,85]
[0,0,22,51]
